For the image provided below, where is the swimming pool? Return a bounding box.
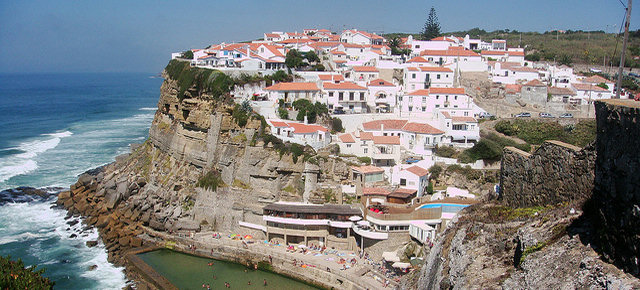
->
[417,203,470,213]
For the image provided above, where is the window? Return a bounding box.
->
[346,144,351,148]
[452,124,466,130]
[408,106,413,111]
[435,104,440,108]
[339,92,344,101]
[415,45,420,48]
[360,92,365,100]
[412,73,416,79]
[349,92,354,100]
[400,178,406,186]
[527,87,531,91]
[363,148,368,154]
[436,95,439,99]
[464,111,469,116]
[422,107,426,112]
[454,96,458,100]
[329,92,334,97]
[411,84,415,90]
[437,74,441,79]
[422,96,426,103]
[349,105,354,109]
[446,74,449,78]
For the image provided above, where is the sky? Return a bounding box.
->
[1,0,638,74]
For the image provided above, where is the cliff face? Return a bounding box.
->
[406,100,640,289]
[56,62,352,265]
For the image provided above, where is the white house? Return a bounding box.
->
[400,122,445,155]
[391,165,430,197]
[419,47,485,72]
[348,66,380,86]
[322,81,368,113]
[264,82,321,104]
[367,79,400,113]
[404,66,454,92]
[400,87,471,115]
[439,112,480,147]
[337,131,402,167]
[268,120,331,149]
[340,29,384,45]
[570,83,613,104]
[489,62,541,84]
[580,75,615,95]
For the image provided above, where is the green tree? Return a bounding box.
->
[0,256,54,289]
[421,7,441,40]
[181,50,194,59]
[558,54,573,66]
[285,49,304,69]
[331,117,343,133]
[305,51,320,63]
[426,181,434,195]
[278,108,289,119]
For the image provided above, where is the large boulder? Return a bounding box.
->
[173,219,200,231]
[104,190,122,209]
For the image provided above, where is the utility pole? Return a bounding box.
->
[616,0,633,99]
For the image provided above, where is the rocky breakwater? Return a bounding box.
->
[56,163,146,265]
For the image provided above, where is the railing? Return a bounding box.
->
[365,207,442,221]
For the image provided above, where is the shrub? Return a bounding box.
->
[232,104,249,127]
[357,156,372,165]
[278,108,289,119]
[434,145,458,158]
[331,117,344,132]
[428,165,442,180]
[426,181,434,195]
[0,256,54,289]
[181,50,194,59]
[196,170,225,191]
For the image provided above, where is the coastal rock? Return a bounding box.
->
[105,190,122,210]
[88,264,98,271]
[86,240,98,247]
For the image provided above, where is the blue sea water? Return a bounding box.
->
[0,73,163,289]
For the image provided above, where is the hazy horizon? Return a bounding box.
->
[1,0,637,74]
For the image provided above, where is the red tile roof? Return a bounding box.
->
[582,75,612,84]
[338,133,355,143]
[508,51,525,56]
[429,87,465,94]
[372,135,400,145]
[287,122,329,133]
[367,79,395,87]
[407,56,429,63]
[323,81,367,90]
[481,50,507,56]
[406,166,429,177]
[571,83,609,92]
[363,187,391,196]
[419,66,453,72]
[505,84,522,94]
[265,82,319,91]
[402,122,444,134]
[408,89,431,96]
[352,165,385,174]
[420,48,480,57]
[359,132,374,140]
[362,119,408,130]
[269,121,288,127]
[548,86,576,96]
[452,116,477,123]
[330,50,347,55]
[441,111,452,118]
[524,79,546,87]
[389,188,417,199]
[353,66,379,72]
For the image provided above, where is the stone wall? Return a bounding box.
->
[499,140,595,208]
[589,99,640,277]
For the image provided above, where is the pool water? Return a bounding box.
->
[137,249,319,290]
[417,203,469,213]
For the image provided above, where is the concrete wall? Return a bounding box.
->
[499,140,595,208]
[589,99,640,277]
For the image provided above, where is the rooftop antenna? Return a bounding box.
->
[615,0,632,99]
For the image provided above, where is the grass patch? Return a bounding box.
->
[282,185,296,194]
[486,205,550,222]
[357,156,371,165]
[458,133,531,163]
[494,119,596,147]
[232,179,251,190]
[231,133,247,143]
[519,241,547,266]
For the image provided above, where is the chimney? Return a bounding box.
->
[246,47,250,57]
[381,123,384,132]
[304,115,308,124]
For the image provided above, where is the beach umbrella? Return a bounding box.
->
[244,235,253,240]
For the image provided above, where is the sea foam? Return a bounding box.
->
[0,131,72,183]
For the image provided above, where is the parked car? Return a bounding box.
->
[515,112,531,118]
[479,112,494,119]
[333,108,345,114]
[539,112,553,118]
[559,113,573,118]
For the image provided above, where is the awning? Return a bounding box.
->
[382,251,400,262]
[357,220,371,227]
[392,262,411,269]
[349,215,362,221]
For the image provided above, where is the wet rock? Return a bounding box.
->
[86,240,98,247]
[88,264,98,271]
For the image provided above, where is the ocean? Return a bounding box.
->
[0,72,163,289]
